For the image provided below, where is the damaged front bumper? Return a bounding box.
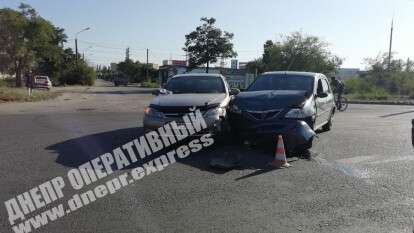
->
[230,114,316,152]
[143,114,226,136]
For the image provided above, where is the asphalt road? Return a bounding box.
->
[1,80,414,233]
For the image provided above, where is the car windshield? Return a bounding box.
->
[165,76,225,93]
[247,74,314,92]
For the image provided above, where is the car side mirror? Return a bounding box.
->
[229,88,240,95]
[152,88,170,95]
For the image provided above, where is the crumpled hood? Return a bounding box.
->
[233,90,309,111]
[151,93,227,108]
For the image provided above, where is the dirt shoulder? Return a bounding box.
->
[0,80,154,115]
[0,87,60,103]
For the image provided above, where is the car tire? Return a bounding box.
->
[302,138,313,150]
[294,137,313,158]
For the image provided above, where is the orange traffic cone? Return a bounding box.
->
[270,135,291,168]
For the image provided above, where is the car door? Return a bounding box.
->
[314,77,329,129]
[322,78,335,118]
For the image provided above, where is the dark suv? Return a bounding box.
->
[229,71,335,153]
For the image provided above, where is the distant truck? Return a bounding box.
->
[113,73,129,86]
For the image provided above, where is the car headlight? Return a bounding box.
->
[285,108,312,118]
[144,107,164,118]
[204,107,226,118]
[229,104,242,114]
[285,99,315,119]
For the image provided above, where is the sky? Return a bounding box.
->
[1,0,414,69]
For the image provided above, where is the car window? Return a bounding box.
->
[247,74,314,92]
[323,79,331,93]
[165,76,225,94]
[322,79,329,93]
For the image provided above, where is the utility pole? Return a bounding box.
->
[75,27,90,66]
[75,38,78,64]
[125,47,130,61]
[387,18,394,70]
[146,48,149,82]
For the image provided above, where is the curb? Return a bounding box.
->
[348,100,414,106]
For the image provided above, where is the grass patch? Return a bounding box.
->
[0,87,60,103]
[0,78,15,87]
[141,81,159,88]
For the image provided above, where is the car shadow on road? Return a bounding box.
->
[179,144,275,174]
[46,127,145,168]
[46,128,307,178]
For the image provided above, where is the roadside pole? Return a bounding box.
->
[75,38,78,65]
[146,48,149,82]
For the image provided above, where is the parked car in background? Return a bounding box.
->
[114,73,129,86]
[143,73,240,137]
[229,71,335,154]
[33,75,52,90]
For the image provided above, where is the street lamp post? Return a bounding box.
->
[75,27,90,65]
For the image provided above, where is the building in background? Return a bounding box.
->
[158,63,188,85]
[162,60,187,66]
[0,73,12,79]
[149,63,159,70]
[110,63,118,72]
[238,62,248,69]
[158,64,255,89]
[158,57,256,89]
[231,59,238,69]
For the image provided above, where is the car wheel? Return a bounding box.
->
[294,137,313,158]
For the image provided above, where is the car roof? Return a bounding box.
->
[173,73,223,78]
[262,71,322,77]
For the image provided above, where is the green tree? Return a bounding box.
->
[62,60,96,86]
[183,17,237,73]
[247,32,342,75]
[0,4,94,87]
[345,54,414,99]
[0,5,34,87]
[0,4,67,86]
[116,59,157,83]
